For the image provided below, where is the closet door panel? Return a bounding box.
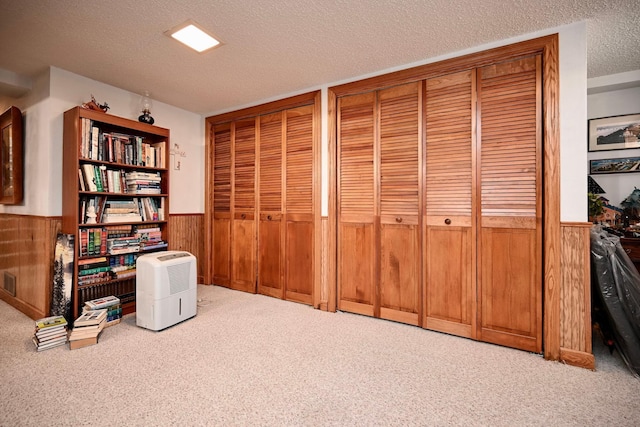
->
[259,214,282,297]
[380,223,419,325]
[213,124,232,286]
[285,106,314,303]
[424,225,473,337]
[285,217,313,304]
[212,214,231,286]
[258,113,284,298]
[339,222,375,315]
[378,82,421,325]
[477,56,542,353]
[338,92,376,314]
[424,70,475,336]
[232,212,256,292]
[231,120,257,292]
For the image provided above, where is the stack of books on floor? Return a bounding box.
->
[32,315,68,351]
[68,309,107,350]
[83,295,122,326]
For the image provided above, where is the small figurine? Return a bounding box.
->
[86,206,97,224]
[82,95,110,113]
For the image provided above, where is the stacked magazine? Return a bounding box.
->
[32,315,68,351]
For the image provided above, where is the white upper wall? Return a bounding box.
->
[0,67,204,216]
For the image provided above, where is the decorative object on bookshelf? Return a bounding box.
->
[0,106,23,205]
[81,95,110,113]
[32,315,68,351]
[138,91,155,125]
[63,106,170,319]
[50,233,74,323]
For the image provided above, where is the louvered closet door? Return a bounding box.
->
[284,105,314,304]
[477,56,542,352]
[212,124,231,287]
[378,82,421,325]
[231,119,257,293]
[424,70,476,337]
[258,112,284,298]
[337,92,376,316]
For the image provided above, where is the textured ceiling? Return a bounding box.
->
[0,0,638,115]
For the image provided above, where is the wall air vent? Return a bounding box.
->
[3,272,16,297]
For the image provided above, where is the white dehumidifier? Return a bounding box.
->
[136,251,197,331]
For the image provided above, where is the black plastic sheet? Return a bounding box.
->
[590,225,640,377]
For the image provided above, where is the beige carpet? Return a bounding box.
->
[1,284,639,426]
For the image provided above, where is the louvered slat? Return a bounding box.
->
[379,83,420,215]
[479,57,538,217]
[213,125,231,212]
[259,113,282,212]
[339,92,375,216]
[425,71,473,216]
[286,106,313,214]
[234,121,256,210]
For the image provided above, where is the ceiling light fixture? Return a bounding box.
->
[166,20,221,53]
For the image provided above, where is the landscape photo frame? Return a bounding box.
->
[588,113,640,152]
[589,156,640,175]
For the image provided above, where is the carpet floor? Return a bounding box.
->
[1,284,639,426]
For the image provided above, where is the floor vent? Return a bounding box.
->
[3,272,16,297]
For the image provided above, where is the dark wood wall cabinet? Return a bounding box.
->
[0,106,23,205]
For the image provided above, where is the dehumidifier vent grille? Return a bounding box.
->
[168,262,191,295]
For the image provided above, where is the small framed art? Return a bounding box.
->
[588,113,640,152]
[589,156,640,174]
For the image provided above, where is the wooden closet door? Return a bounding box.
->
[231,119,257,293]
[284,105,314,304]
[337,92,376,316]
[423,70,476,337]
[212,123,231,287]
[258,112,284,298]
[378,82,421,325]
[477,56,542,353]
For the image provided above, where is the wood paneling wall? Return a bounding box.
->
[560,222,595,369]
[0,214,61,319]
[168,214,205,284]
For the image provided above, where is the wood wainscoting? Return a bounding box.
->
[559,222,594,369]
[0,214,61,319]
[168,213,205,284]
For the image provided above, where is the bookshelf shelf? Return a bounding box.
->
[63,107,170,319]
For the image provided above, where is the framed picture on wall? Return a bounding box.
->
[589,157,640,174]
[588,113,640,152]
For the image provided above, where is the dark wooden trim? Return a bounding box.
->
[206,91,320,124]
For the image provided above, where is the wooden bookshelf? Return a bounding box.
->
[62,107,170,319]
